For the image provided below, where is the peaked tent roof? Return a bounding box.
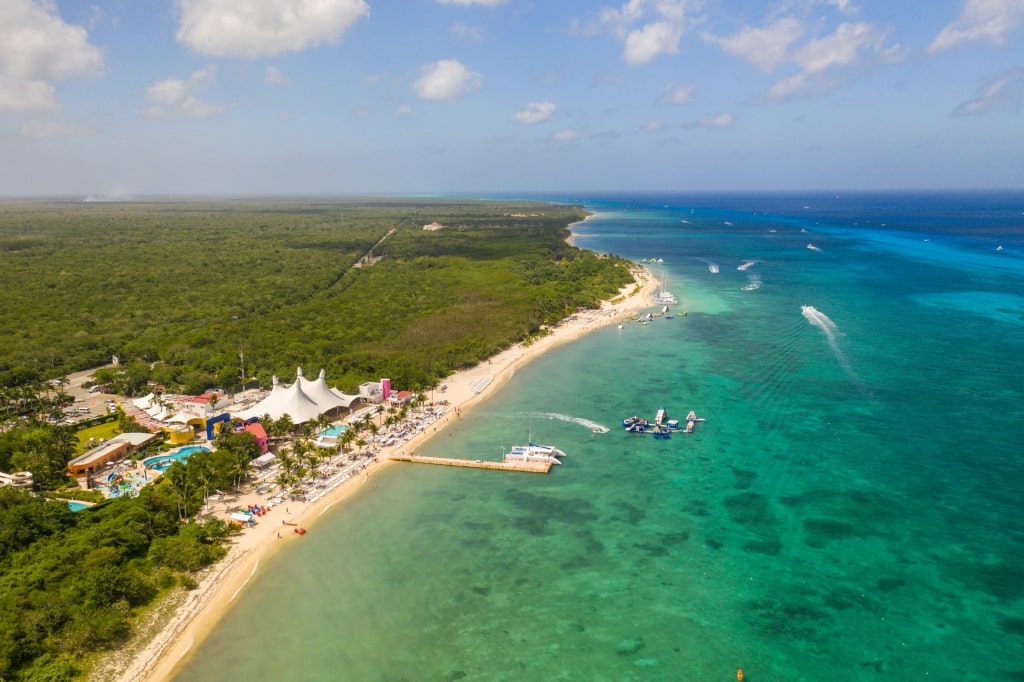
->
[234,369,351,424]
[296,368,359,410]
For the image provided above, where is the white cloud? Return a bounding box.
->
[659,80,695,104]
[822,0,857,14]
[549,128,581,142]
[437,0,506,5]
[642,118,667,132]
[511,101,556,124]
[792,22,886,74]
[20,118,98,139]
[411,59,483,102]
[395,103,413,116]
[175,0,369,58]
[624,20,684,64]
[928,0,1024,53]
[0,0,104,112]
[264,66,290,86]
[450,22,484,42]
[144,65,225,119]
[953,66,1024,114]
[0,76,58,112]
[597,0,691,65]
[707,17,804,73]
[681,112,735,129]
[710,16,902,101]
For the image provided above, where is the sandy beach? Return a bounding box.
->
[106,266,657,682]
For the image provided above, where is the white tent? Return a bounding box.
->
[297,368,360,411]
[234,368,361,424]
[133,393,156,410]
[235,374,322,424]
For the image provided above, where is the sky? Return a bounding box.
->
[1,0,1022,196]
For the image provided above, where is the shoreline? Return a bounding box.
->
[121,266,658,682]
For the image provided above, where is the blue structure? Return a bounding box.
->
[206,412,232,440]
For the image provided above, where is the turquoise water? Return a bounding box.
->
[174,193,1024,681]
[67,501,90,512]
[143,446,210,471]
[320,424,348,437]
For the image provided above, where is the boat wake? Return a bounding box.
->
[737,260,758,271]
[807,243,823,252]
[512,412,611,434]
[708,262,719,273]
[741,274,761,291]
[801,306,860,382]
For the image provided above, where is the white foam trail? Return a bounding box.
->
[510,411,610,433]
[801,306,859,382]
[737,260,757,271]
[741,273,761,290]
[807,243,822,252]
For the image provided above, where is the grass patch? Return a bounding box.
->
[75,421,120,451]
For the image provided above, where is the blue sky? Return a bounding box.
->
[1,0,1022,196]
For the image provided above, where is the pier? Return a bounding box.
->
[389,454,552,474]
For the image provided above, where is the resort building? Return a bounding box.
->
[244,422,269,454]
[66,432,162,479]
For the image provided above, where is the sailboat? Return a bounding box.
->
[505,418,565,464]
[656,268,677,305]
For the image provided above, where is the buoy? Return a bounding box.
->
[737,668,744,681]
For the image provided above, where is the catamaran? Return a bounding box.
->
[656,269,677,305]
[505,419,565,464]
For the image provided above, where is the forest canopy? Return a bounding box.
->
[0,198,633,393]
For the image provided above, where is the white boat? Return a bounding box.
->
[505,420,565,464]
[655,269,677,304]
[505,445,561,464]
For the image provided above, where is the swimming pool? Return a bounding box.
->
[67,501,91,512]
[320,424,348,438]
[143,446,211,471]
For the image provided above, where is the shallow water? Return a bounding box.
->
[175,192,1024,681]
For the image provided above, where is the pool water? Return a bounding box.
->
[67,501,90,512]
[143,446,211,471]
[320,424,348,438]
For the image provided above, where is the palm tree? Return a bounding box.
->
[337,427,354,458]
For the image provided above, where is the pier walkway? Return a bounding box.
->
[389,454,552,474]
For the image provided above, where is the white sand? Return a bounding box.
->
[105,267,657,682]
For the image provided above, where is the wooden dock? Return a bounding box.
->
[389,454,552,474]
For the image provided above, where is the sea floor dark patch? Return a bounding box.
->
[744,539,782,555]
[876,578,905,592]
[612,500,647,525]
[731,467,758,490]
[723,492,777,533]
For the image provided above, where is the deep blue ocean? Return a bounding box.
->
[174,192,1024,681]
